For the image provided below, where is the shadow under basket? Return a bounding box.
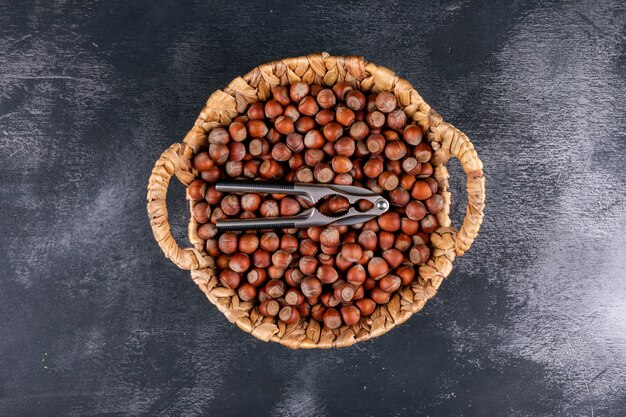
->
[147,52,485,349]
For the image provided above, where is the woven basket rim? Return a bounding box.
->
[147,52,485,349]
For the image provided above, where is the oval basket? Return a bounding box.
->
[147,53,485,349]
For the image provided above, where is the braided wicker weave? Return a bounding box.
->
[147,53,485,349]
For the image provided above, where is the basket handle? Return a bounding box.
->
[147,143,206,270]
[439,122,485,256]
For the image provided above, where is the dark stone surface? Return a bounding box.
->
[1,0,625,416]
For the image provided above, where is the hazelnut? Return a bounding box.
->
[401,157,421,175]
[316,88,337,109]
[193,152,214,171]
[346,90,366,111]
[237,282,257,302]
[197,223,217,240]
[295,166,314,183]
[396,264,415,286]
[403,125,423,146]
[285,288,305,306]
[363,158,384,178]
[219,269,240,289]
[299,256,319,275]
[258,299,280,317]
[243,160,260,178]
[313,163,334,183]
[266,279,286,298]
[249,138,269,156]
[283,104,300,121]
[384,140,407,161]
[247,102,265,120]
[323,122,343,142]
[356,298,376,316]
[299,239,319,257]
[409,245,430,265]
[389,187,410,207]
[368,257,389,280]
[371,287,392,304]
[220,194,241,216]
[280,234,299,253]
[374,92,397,113]
[228,121,248,142]
[259,159,281,179]
[382,249,404,269]
[188,179,207,200]
[379,275,402,293]
[289,81,310,102]
[399,217,418,235]
[247,267,267,287]
[378,231,395,250]
[201,167,222,183]
[272,85,291,105]
[304,130,325,149]
[418,162,433,178]
[320,228,340,247]
[332,81,353,100]
[424,177,438,194]
[394,233,413,252]
[349,120,369,140]
[322,141,336,157]
[411,181,433,200]
[378,171,399,191]
[333,173,353,185]
[334,282,355,303]
[224,160,243,177]
[335,105,355,126]
[274,116,294,135]
[317,265,339,284]
[228,141,247,162]
[240,193,261,212]
[357,230,378,251]
[386,109,407,130]
[271,250,293,269]
[334,137,355,156]
[378,211,401,232]
[193,202,210,223]
[238,234,259,254]
[346,264,366,285]
[331,155,353,174]
[246,120,269,138]
[366,133,386,154]
[209,143,229,165]
[323,308,342,329]
[413,142,433,163]
[260,232,280,252]
[426,194,444,214]
[420,214,438,233]
[205,239,220,257]
[315,109,335,126]
[341,243,363,263]
[295,116,316,133]
[300,276,323,298]
[406,200,427,220]
[252,249,271,268]
[229,253,250,273]
[279,306,300,324]
[208,127,230,145]
[264,99,283,119]
[284,268,305,287]
[298,96,319,116]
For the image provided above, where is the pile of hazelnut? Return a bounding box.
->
[187,81,443,329]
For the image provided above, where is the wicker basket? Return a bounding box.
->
[147,53,485,349]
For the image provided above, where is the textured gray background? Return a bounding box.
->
[1,0,625,416]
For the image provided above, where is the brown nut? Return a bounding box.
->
[279,306,300,324]
[409,245,430,265]
[379,275,402,293]
[355,298,376,316]
[378,211,401,232]
[323,308,342,329]
[403,125,423,145]
[258,299,280,317]
[237,282,257,302]
[341,243,363,263]
[368,257,389,280]
[374,91,397,113]
[219,269,241,289]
